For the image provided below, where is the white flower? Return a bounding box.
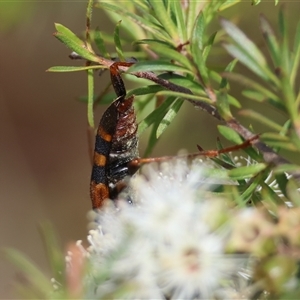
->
[84,158,251,299]
[156,230,240,299]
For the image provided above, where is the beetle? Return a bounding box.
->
[90,62,139,209]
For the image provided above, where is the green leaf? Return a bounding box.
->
[97,2,172,43]
[216,91,232,121]
[209,155,235,172]
[252,0,261,5]
[239,109,283,132]
[47,65,104,72]
[135,38,174,48]
[296,91,300,110]
[128,60,193,74]
[183,1,196,38]
[226,184,246,207]
[135,40,192,69]
[281,71,297,122]
[54,23,85,47]
[214,139,237,166]
[156,90,211,103]
[200,167,235,184]
[217,125,243,144]
[143,119,160,157]
[104,0,146,41]
[222,72,285,111]
[221,18,280,86]
[191,12,208,85]
[191,11,204,51]
[228,163,266,180]
[54,32,98,63]
[158,73,205,95]
[202,31,217,62]
[279,8,292,86]
[242,90,265,102]
[148,0,179,42]
[259,14,280,67]
[274,164,300,174]
[227,94,241,108]
[217,125,260,160]
[240,175,262,202]
[138,96,176,135]
[286,179,300,206]
[274,172,288,197]
[261,133,297,151]
[219,0,241,10]
[94,28,109,58]
[278,119,291,133]
[290,130,300,151]
[220,59,238,89]
[291,21,300,88]
[2,248,53,295]
[114,20,125,61]
[223,43,269,82]
[261,181,286,205]
[221,18,266,66]
[261,133,290,143]
[127,85,164,97]
[170,0,187,42]
[91,29,114,44]
[131,0,150,14]
[87,68,95,128]
[157,98,183,138]
[143,96,178,157]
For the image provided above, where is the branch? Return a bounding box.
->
[77,55,298,177]
[122,67,297,175]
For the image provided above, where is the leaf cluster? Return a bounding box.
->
[48,0,300,208]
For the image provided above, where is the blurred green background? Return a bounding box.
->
[1,1,299,298]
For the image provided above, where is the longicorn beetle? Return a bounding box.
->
[90,62,258,210]
[90,62,139,209]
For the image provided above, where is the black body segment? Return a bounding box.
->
[90,62,139,209]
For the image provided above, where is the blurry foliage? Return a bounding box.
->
[4,0,300,299]
[0,2,35,32]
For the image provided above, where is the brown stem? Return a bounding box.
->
[81,57,298,177]
[133,71,223,121]
[125,69,297,176]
